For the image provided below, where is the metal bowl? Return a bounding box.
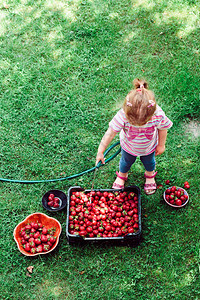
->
[163,186,189,208]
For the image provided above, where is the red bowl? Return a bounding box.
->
[163,186,189,208]
[13,212,62,256]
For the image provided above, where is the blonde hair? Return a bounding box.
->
[123,78,156,126]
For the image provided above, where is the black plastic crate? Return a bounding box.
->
[66,186,142,246]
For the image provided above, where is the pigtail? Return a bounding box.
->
[133,78,148,89]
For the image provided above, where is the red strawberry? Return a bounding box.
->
[30,228,36,233]
[20,229,26,237]
[33,231,40,239]
[24,243,31,252]
[29,241,35,248]
[28,237,35,243]
[36,245,43,253]
[165,188,171,195]
[40,234,48,243]
[175,199,182,206]
[42,227,48,235]
[34,238,41,245]
[157,184,163,189]
[24,234,30,241]
[25,224,32,231]
[54,197,60,203]
[133,223,139,229]
[21,238,26,245]
[49,236,56,244]
[47,241,53,248]
[43,244,50,252]
[184,184,190,189]
[32,222,39,230]
[48,193,55,201]
[30,247,37,254]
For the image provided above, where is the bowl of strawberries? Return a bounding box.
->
[42,190,67,212]
[13,212,62,256]
[163,186,189,208]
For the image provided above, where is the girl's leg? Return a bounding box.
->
[140,152,156,194]
[113,149,137,187]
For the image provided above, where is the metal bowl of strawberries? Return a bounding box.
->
[163,186,189,208]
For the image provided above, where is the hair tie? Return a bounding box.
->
[136,88,142,95]
[126,95,132,107]
[147,100,155,108]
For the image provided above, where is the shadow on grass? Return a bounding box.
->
[0,0,199,180]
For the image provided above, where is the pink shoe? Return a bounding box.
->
[144,171,157,195]
[112,171,128,189]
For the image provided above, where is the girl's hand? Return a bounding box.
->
[96,152,105,166]
[156,129,167,156]
[96,127,117,165]
[155,145,165,156]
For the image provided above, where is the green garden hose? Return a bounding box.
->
[0,141,121,184]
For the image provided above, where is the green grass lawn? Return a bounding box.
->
[0,0,200,299]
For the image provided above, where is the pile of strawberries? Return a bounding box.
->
[164,180,190,206]
[20,222,57,254]
[68,190,140,238]
[165,186,189,206]
[47,193,60,209]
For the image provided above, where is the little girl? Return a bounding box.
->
[96,78,173,195]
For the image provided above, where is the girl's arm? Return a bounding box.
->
[155,129,167,156]
[96,127,117,165]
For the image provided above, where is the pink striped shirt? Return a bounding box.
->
[109,105,173,156]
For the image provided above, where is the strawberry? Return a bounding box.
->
[53,202,60,208]
[54,197,60,203]
[30,228,36,233]
[32,222,39,230]
[175,199,182,206]
[34,238,41,245]
[184,184,190,189]
[48,201,54,207]
[25,224,31,231]
[43,244,50,252]
[42,227,48,235]
[184,181,190,189]
[48,227,56,235]
[24,243,31,252]
[157,184,163,189]
[29,241,36,248]
[48,193,55,201]
[40,234,48,243]
[28,237,35,243]
[47,241,53,248]
[33,231,40,239]
[21,238,26,245]
[24,234,30,241]
[36,245,43,253]
[30,247,37,254]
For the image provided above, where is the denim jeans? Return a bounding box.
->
[119,148,156,173]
